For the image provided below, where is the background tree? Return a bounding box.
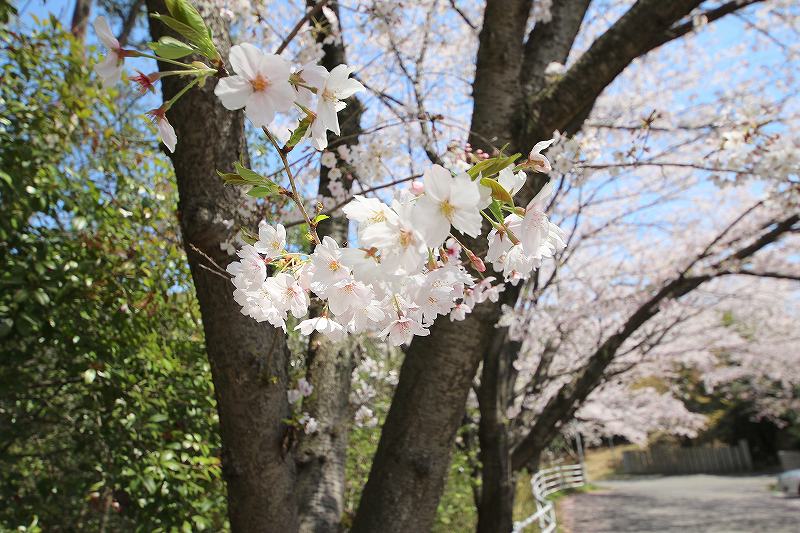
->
[0,20,224,531]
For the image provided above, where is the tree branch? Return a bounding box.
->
[510,212,799,470]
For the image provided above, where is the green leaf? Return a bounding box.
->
[247,185,279,198]
[31,289,50,306]
[286,119,311,148]
[150,13,218,60]
[312,214,330,225]
[467,154,522,181]
[480,177,513,203]
[148,36,196,60]
[217,170,250,185]
[233,161,265,184]
[240,227,258,245]
[142,475,157,494]
[489,200,504,222]
[166,0,207,37]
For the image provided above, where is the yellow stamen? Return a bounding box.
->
[251,74,270,92]
[440,200,455,220]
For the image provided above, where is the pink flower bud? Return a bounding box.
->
[411,180,424,196]
[467,250,486,272]
[131,71,159,94]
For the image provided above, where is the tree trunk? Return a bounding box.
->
[70,0,92,41]
[295,3,364,531]
[476,333,520,533]
[350,2,533,531]
[146,1,298,531]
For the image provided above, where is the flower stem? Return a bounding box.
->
[136,52,198,69]
[263,127,321,245]
[164,78,199,110]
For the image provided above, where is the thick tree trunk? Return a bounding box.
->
[295,3,364,531]
[351,3,533,531]
[476,333,520,533]
[146,1,298,531]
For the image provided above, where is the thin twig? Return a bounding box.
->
[188,243,230,277]
[275,0,331,55]
[263,127,322,244]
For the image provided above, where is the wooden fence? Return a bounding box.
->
[622,440,752,475]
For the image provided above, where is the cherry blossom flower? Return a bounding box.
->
[360,201,426,275]
[145,107,177,153]
[342,196,397,238]
[214,44,295,127]
[295,316,346,342]
[226,244,267,288]
[380,316,430,346]
[413,165,482,247]
[308,64,365,149]
[267,273,308,318]
[93,16,125,86]
[354,405,378,428]
[287,389,302,404]
[519,180,566,259]
[310,236,351,294]
[527,138,556,173]
[297,377,314,397]
[327,278,372,316]
[254,222,286,259]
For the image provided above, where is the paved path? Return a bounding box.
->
[560,474,800,532]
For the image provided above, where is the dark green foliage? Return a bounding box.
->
[0,20,225,531]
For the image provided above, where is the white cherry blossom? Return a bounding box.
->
[93,16,125,86]
[254,222,287,259]
[214,44,296,127]
[413,165,482,247]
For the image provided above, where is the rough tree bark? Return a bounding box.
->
[475,3,592,530]
[295,2,364,531]
[146,1,297,531]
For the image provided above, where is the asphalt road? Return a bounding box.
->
[560,474,800,532]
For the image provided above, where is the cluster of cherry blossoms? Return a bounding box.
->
[92,2,363,154]
[226,152,566,346]
[92,1,566,347]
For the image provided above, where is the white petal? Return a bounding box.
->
[229,43,263,80]
[449,173,480,209]
[413,198,450,247]
[526,180,555,210]
[245,91,276,128]
[258,53,291,84]
[94,54,123,86]
[157,117,177,153]
[316,100,340,135]
[93,16,119,50]
[268,79,297,113]
[214,76,252,110]
[530,138,556,156]
[451,209,482,238]
[422,164,452,202]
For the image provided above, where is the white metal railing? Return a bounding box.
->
[513,463,586,533]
